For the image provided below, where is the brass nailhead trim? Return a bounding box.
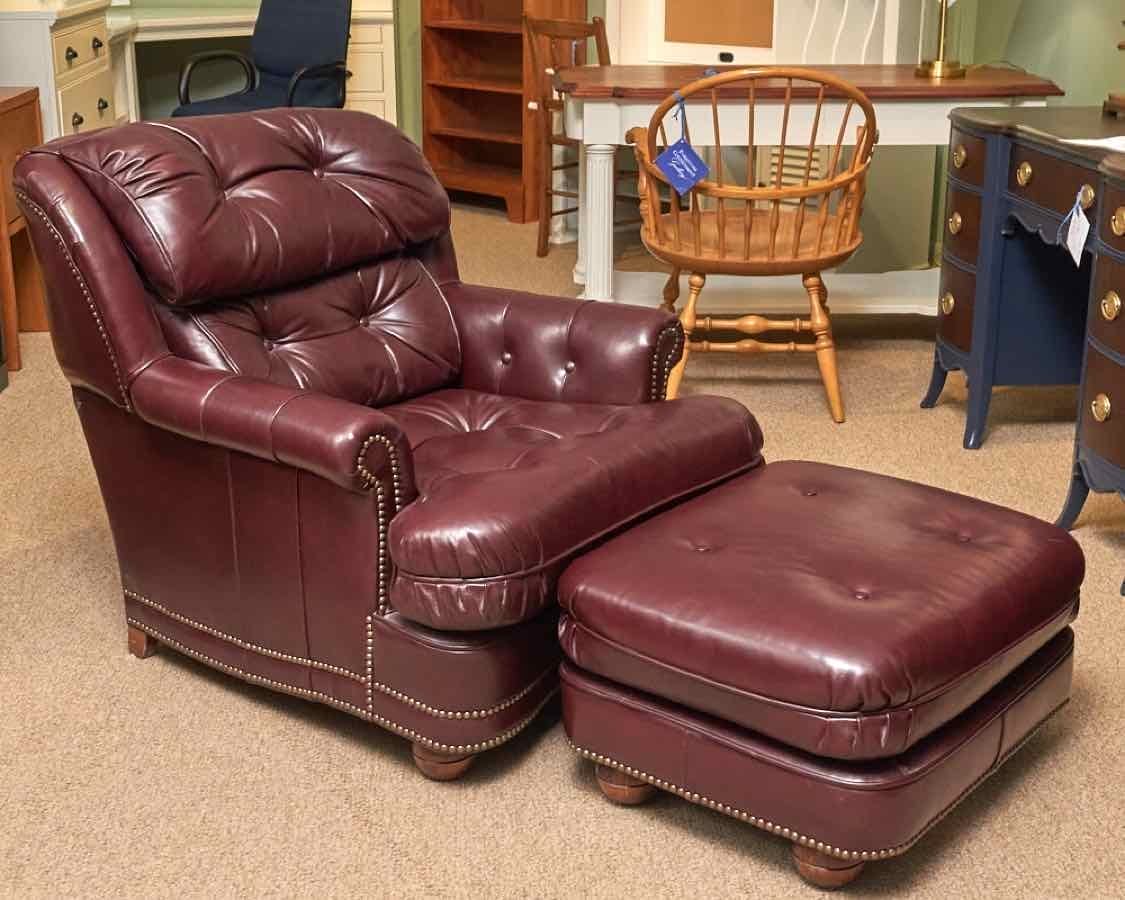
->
[369,666,555,719]
[16,192,130,409]
[355,433,403,510]
[567,701,1065,862]
[650,324,684,401]
[128,618,558,754]
[126,588,365,681]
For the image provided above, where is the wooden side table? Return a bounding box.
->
[1,86,47,373]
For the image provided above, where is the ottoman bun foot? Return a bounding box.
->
[127,624,158,659]
[791,844,865,890]
[595,765,657,806]
[411,743,476,781]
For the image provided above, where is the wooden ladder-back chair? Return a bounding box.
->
[524,15,638,257]
[628,67,878,422]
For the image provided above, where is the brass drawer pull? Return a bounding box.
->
[71,112,84,130]
[1016,160,1033,187]
[97,97,109,112]
[65,46,78,63]
[947,212,963,235]
[940,292,955,315]
[1091,393,1111,423]
[1102,290,1122,322]
[1112,206,1125,237]
[952,144,967,169]
[1079,184,1096,210]
[92,36,104,52]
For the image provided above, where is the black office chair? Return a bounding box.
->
[174,0,352,117]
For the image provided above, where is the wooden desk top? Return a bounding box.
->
[951,106,1125,173]
[556,64,1064,102]
[0,86,38,115]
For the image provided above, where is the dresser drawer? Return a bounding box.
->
[58,68,115,136]
[1008,145,1097,218]
[948,128,986,187]
[943,185,981,265]
[1080,345,1125,469]
[52,17,109,80]
[1091,254,1125,356]
[1102,182,1125,253]
[936,261,975,352]
[1,95,40,227]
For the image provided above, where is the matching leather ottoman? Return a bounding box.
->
[558,461,1084,888]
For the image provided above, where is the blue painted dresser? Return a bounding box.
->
[920,107,1124,528]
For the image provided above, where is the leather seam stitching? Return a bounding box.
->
[16,192,130,409]
[127,617,556,752]
[567,699,1066,862]
[127,588,552,717]
[563,603,1076,727]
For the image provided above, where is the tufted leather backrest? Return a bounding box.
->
[40,109,451,305]
[15,108,461,409]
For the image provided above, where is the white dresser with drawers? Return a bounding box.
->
[0,0,116,140]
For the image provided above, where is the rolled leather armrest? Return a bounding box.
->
[444,282,683,405]
[131,357,415,503]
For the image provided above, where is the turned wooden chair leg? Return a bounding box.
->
[661,267,682,312]
[803,272,845,423]
[536,120,553,257]
[665,272,705,400]
[791,844,865,889]
[412,742,476,782]
[595,764,657,805]
[127,624,158,659]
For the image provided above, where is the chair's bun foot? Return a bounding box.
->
[127,624,158,659]
[411,743,476,781]
[595,764,657,805]
[791,843,866,890]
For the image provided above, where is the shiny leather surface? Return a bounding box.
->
[15,108,738,750]
[559,461,1083,760]
[31,110,450,305]
[561,628,1074,856]
[384,390,764,630]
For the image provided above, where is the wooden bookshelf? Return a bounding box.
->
[421,0,585,223]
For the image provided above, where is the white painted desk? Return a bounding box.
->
[559,64,1064,312]
[107,1,396,124]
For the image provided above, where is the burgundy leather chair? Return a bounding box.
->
[14,109,763,779]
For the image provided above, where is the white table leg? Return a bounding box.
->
[581,143,616,301]
[573,143,588,285]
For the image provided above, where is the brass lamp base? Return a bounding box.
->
[915,58,966,79]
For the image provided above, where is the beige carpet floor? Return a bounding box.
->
[1,205,1123,899]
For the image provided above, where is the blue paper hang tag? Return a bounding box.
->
[655,94,708,195]
[655,138,709,196]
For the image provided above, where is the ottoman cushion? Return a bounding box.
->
[558,461,1083,761]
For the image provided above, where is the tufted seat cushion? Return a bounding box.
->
[558,461,1084,761]
[381,389,765,631]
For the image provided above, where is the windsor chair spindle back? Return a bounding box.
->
[628,67,878,421]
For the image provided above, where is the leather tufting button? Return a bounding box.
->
[263,339,275,351]
[853,590,870,600]
[958,534,972,543]
[803,488,818,497]
[693,546,711,553]
[501,351,512,365]
[564,361,576,373]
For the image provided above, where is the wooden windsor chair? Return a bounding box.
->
[627,67,878,422]
[524,15,639,257]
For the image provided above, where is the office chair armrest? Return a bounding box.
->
[178,50,258,106]
[286,61,349,107]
